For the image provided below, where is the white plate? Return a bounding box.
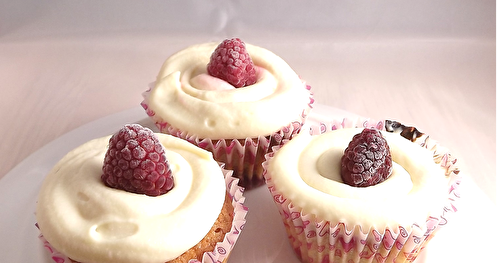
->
[0,105,496,263]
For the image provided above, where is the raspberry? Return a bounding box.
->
[340,128,393,187]
[101,124,174,196]
[207,38,257,88]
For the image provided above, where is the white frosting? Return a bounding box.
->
[147,42,311,139]
[36,134,226,263]
[268,128,449,233]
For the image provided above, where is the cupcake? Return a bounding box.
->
[263,117,460,263]
[36,124,247,263]
[141,38,314,189]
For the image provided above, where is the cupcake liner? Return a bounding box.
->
[37,166,248,263]
[264,117,461,263]
[141,82,314,189]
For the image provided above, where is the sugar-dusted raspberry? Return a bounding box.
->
[340,128,393,187]
[101,124,174,196]
[207,38,257,88]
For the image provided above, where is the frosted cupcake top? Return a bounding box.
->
[145,42,312,139]
[36,133,226,263]
[267,128,449,232]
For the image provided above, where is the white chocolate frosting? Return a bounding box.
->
[267,128,449,233]
[36,133,226,263]
[146,42,311,139]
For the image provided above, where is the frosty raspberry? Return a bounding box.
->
[340,128,393,187]
[207,38,257,88]
[101,124,174,196]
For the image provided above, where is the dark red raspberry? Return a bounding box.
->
[340,128,393,187]
[207,38,257,88]
[101,124,174,196]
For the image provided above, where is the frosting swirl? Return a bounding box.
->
[267,128,448,232]
[146,42,311,139]
[36,134,226,263]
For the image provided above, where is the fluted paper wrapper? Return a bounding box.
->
[263,117,461,263]
[37,167,248,263]
[142,82,314,189]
